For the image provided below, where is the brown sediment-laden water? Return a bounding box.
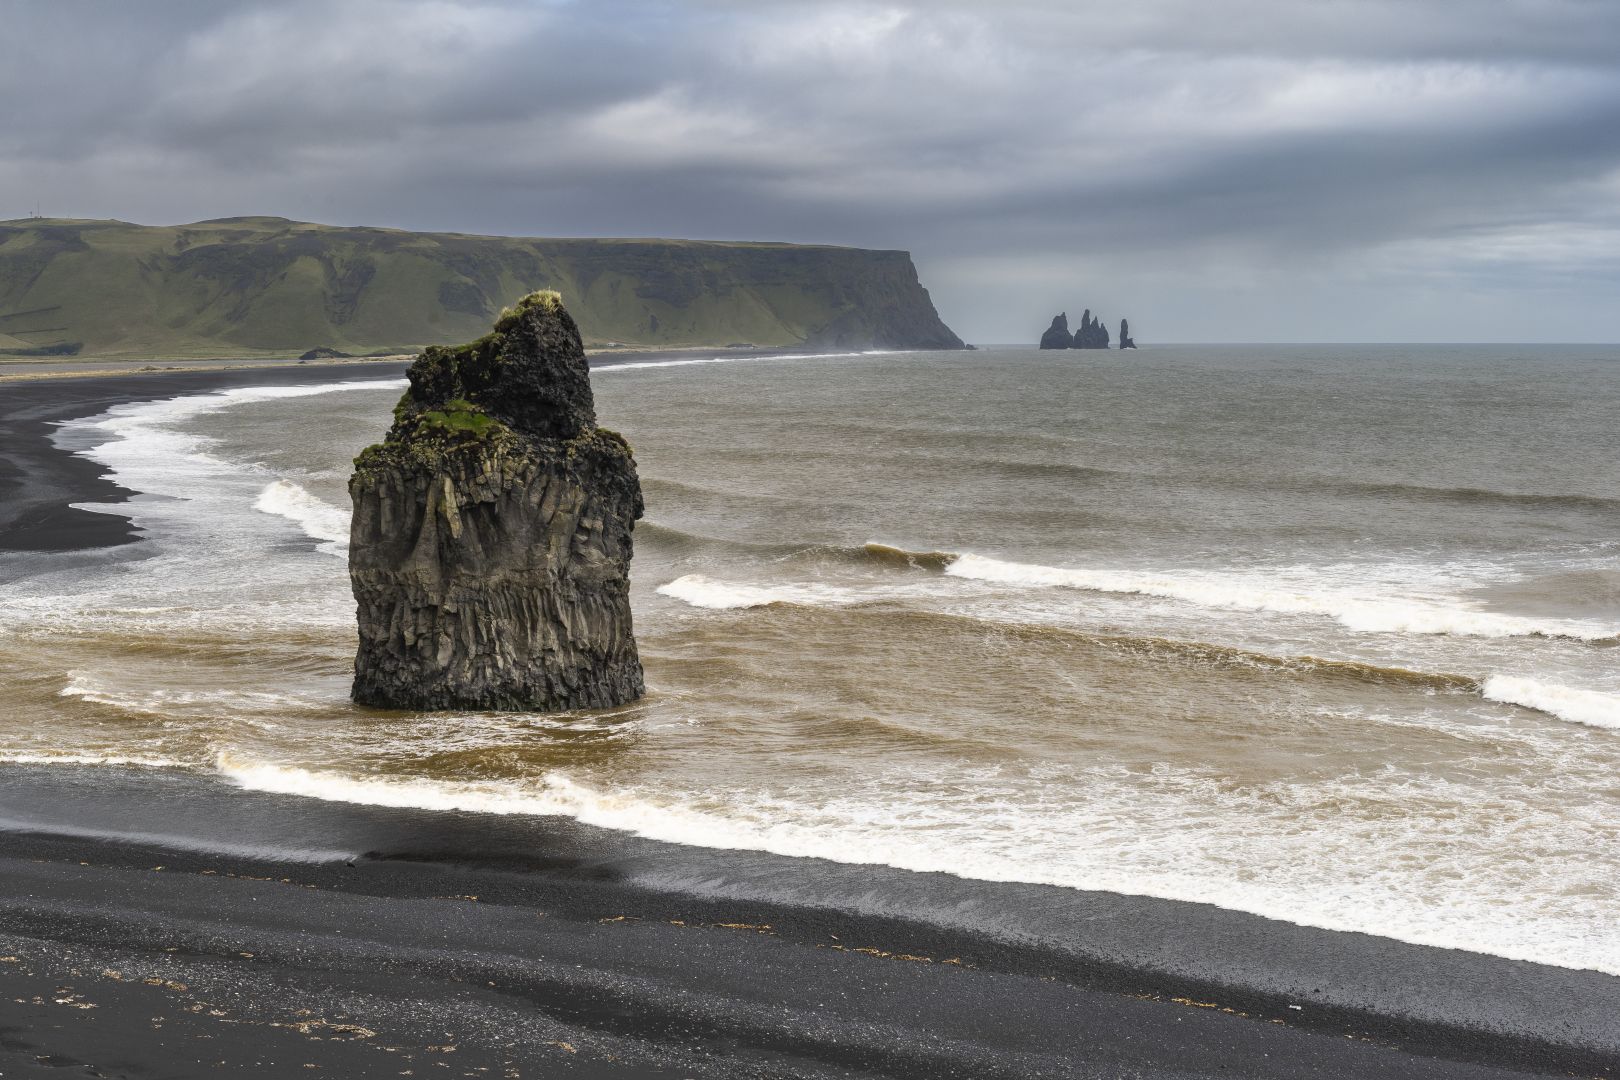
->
[2,344,1618,974]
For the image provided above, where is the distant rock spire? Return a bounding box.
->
[1039,305,1131,350]
[1039,312,1074,349]
[1070,310,1109,349]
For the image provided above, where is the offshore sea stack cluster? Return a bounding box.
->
[1039,309,1136,349]
[348,291,644,712]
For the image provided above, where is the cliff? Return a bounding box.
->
[0,217,965,359]
[348,290,643,712]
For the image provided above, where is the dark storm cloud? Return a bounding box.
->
[4,0,1619,341]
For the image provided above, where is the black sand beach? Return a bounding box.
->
[0,349,738,553]
[0,362,409,553]
[5,765,1619,1079]
[3,365,1619,1078]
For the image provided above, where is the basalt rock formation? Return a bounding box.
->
[1072,310,1111,349]
[348,290,644,712]
[1040,312,1074,349]
[1038,307,1130,349]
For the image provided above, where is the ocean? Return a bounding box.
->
[2,344,1617,975]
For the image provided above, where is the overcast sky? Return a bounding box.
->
[4,0,1618,342]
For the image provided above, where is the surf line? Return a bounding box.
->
[591,348,908,374]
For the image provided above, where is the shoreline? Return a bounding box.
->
[0,349,788,555]
[3,361,1618,1076]
[3,762,1617,1077]
[0,344,791,383]
[0,361,411,553]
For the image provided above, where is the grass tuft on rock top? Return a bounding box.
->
[493,289,563,335]
[417,398,503,437]
[504,289,563,318]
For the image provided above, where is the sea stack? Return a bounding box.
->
[1040,312,1074,349]
[1072,310,1111,349]
[1119,319,1136,349]
[348,290,644,712]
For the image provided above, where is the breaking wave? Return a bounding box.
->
[849,542,958,572]
[656,574,871,610]
[1482,676,1620,732]
[254,480,351,554]
[656,569,1620,727]
[1275,477,1620,514]
[593,349,884,374]
[942,553,1619,642]
[207,752,1620,975]
[0,750,190,769]
[59,671,310,719]
[665,543,1617,642]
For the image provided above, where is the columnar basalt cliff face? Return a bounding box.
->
[348,291,644,712]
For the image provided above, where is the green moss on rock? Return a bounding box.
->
[418,398,503,437]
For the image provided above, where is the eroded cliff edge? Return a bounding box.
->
[349,290,643,712]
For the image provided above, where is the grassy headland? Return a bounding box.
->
[0,217,964,360]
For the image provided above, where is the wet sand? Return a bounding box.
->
[3,366,1618,1077]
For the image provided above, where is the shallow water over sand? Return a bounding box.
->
[3,344,1618,973]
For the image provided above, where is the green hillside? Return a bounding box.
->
[0,217,964,359]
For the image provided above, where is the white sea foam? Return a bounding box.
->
[218,753,579,815]
[943,553,1619,641]
[59,671,305,720]
[656,573,941,610]
[0,750,189,769]
[0,813,357,863]
[254,479,352,554]
[1482,675,1620,731]
[73,378,407,461]
[212,752,1620,976]
[0,379,408,638]
[595,350,880,373]
[12,367,1620,982]
[59,379,402,550]
[656,574,870,609]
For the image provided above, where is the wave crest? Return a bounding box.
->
[254,479,350,553]
[0,750,189,769]
[656,574,867,610]
[1482,676,1620,732]
[856,542,957,572]
[943,553,1618,642]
